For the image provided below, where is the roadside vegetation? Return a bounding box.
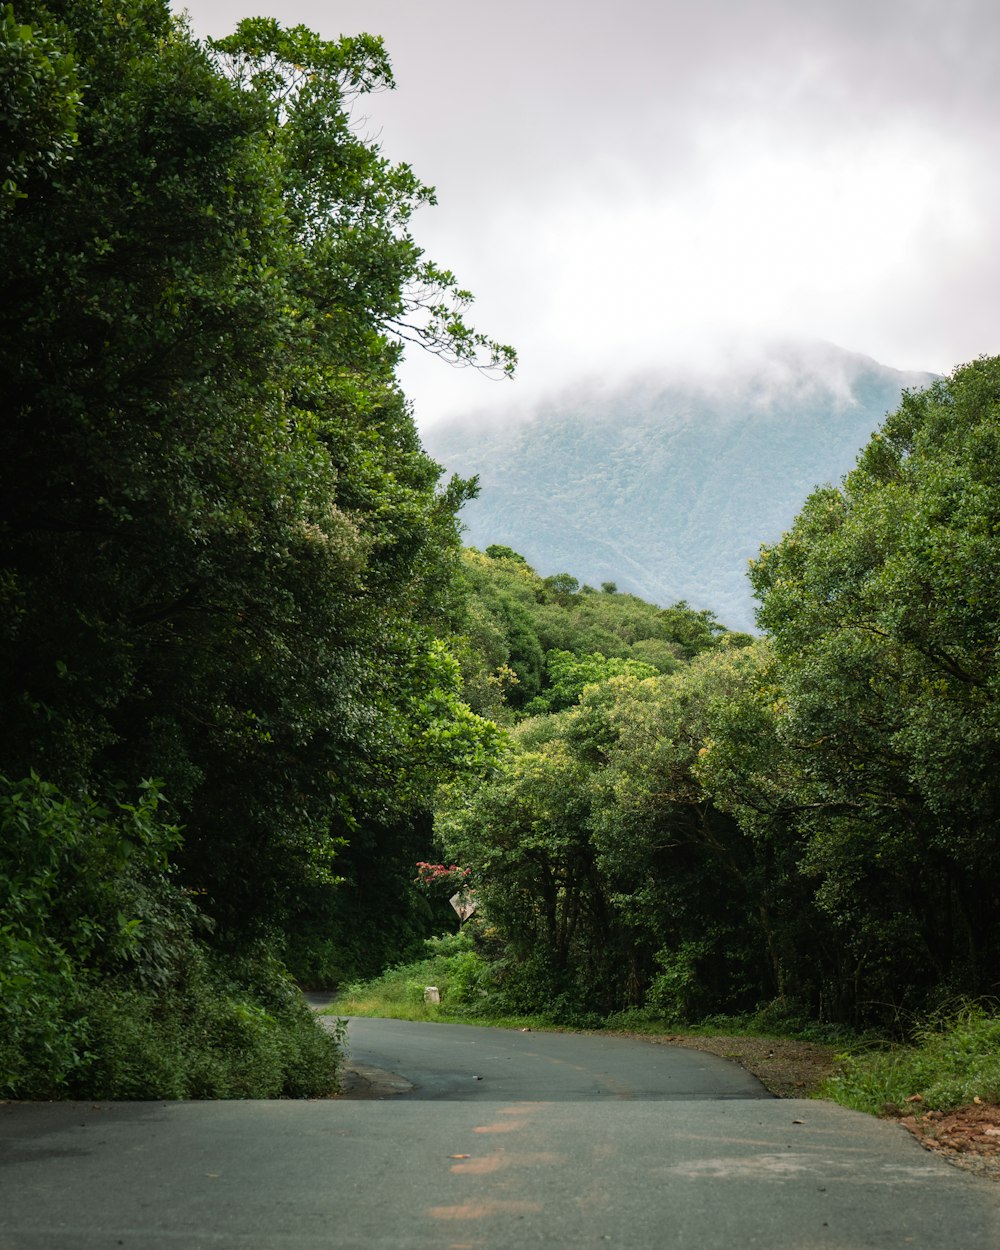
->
[332,934,558,1031]
[332,931,849,1041]
[331,936,1000,1111]
[5,2,1000,1111]
[822,1006,1000,1115]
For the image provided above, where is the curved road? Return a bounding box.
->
[1,1016,999,1248]
[341,1015,771,1100]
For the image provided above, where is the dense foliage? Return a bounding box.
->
[1,2,508,1096]
[435,361,1000,1033]
[6,0,999,1093]
[451,545,736,718]
[714,356,1000,1023]
[437,561,759,1019]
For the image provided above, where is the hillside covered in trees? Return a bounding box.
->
[424,344,936,630]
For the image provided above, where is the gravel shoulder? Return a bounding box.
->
[642,1032,837,1099]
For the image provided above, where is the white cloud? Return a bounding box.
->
[180,0,1000,424]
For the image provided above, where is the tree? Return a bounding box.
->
[452,550,747,722]
[713,358,1000,1022]
[1,1,511,1091]
[438,652,776,1020]
[522,650,659,714]
[209,18,515,381]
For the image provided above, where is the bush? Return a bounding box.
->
[645,943,708,1024]
[0,930,83,1098]
[0,772,186,1096]
[68,950,342,1100]
[443,949,492,1007]
[0,774,342,1099]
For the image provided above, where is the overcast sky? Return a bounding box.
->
[180,0,1000,427]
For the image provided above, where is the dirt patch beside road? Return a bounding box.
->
[898,1103,1000,1181]
[647,1032,838,1098]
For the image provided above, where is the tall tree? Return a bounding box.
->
[710,358,1000,1021]
[1,1,508,943]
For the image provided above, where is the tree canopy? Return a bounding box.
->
[1,0,510,1095]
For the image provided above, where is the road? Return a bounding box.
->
[340,1015,770,1100]
[1,1016,998,1249]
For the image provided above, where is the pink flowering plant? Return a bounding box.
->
[414,862,474,930]
[414,862,471,894]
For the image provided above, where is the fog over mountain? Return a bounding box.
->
[423,343,938,631]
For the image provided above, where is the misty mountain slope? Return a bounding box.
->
[423,344,937,631]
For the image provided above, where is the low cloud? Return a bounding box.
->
[182,0,1000,426]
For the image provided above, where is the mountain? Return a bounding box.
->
[422,342,938,632]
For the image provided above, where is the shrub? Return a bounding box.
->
[68,951,342,1100]
[0,774,342,1099]
[645,943,708,1023]
[0,772,186,1095]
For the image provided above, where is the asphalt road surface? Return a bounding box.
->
[2,1016,999,1249]
[340,1015,771,1100]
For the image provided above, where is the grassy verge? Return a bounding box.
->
[821,1005,1000,1115]
[326,934,558,1029]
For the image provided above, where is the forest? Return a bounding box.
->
[3,2,1000,1099]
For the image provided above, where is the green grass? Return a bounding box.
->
[326,933,562,1029]
[822,1004,1000,1115]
